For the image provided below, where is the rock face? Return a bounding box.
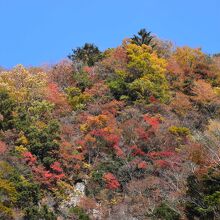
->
[75,182,86,193]
[59,181,103,219]
[70,182,86,207]
[60,181,86,211]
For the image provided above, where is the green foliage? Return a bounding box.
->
[27,100,54,122]
[0,89,15,130]
[13,100,55,131]
[24,205,56,220]
[5,96,61,168]
[12,174,40,208]
[87,159,124,196]
[108,77,128,100]
[25,120,60,167]
[185,174,220,219]
[73,71,93,91]
[0,161,41,215]
[92,160,122,184]
[108,43,169,103]
[204,191,220,207]
[68,43,102,67]
[66,86,91,110]
[0,178,17,218]
[131,28,156,48]
[153,203,180,220]
[69,206,90,220]
[0,161,40,218]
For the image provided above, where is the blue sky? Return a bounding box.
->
[0,0,219,68]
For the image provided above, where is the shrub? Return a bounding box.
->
[154,203,180,220]
[69,206,90,220]
[66,86,91,110]
[169,126,190,136]
[24,205,56,220]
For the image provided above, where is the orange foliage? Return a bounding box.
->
[170,92,192,116]
[187,143,208,165]
[32,162,65,186]
[23,151,65,186]
[0,141,6,155]
[85,81,109,98]
[213,55,220,69]
[102,46,128,72]
[103,172,120,190]
[22,151,37,166]
[137,161,148,169]
[154,159,170,169]
[101,100,124,116]
[50,161,63,173]
[147,151,175,158]
[46,83,71,113]
[167,57,184,76]
[173,47,206,75]
[79,197,97,210]
[191,80,218,104]
[79,111,122,157]
[143,115,160,129]
[113,144,125,158]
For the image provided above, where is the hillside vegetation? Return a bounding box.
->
[1,29,220,219]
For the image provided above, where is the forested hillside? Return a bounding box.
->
[1,29,220,220]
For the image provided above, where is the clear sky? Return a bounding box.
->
[0,0,219,68]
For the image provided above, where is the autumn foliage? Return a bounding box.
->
[103,172,120,190]
[0,141,6,155]
[1,29,220,219]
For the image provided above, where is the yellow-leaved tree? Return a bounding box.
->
[108,42,169,103]
[0,65,47,103]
